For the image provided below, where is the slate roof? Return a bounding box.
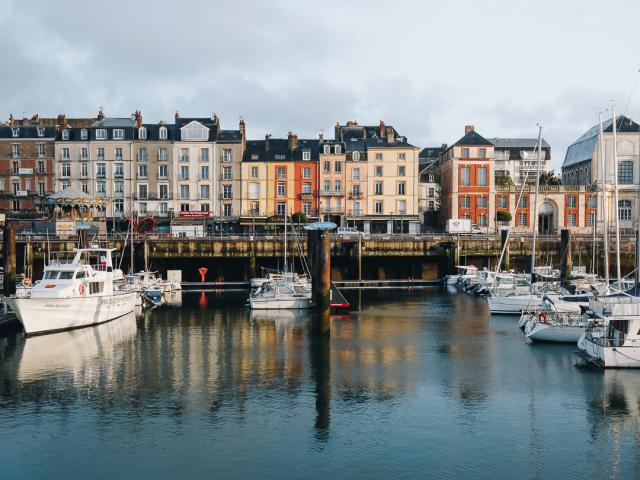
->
[243,138,320,162]
[452,130,494,147]
[562,115,640,169]
[419,147,443,161]
[175,118,219,141]
[91,117,134,128]
[0,125,57,139]
[489,138,551,149]
[217,130,242,143]
[136,124,175,141]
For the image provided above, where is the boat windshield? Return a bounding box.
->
[59,271,74,280]
[44,271,60,279]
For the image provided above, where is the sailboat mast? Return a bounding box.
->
[530,125,543,275]
[284,210,288,273]
[598,112,610,286]
[612,105,622,287]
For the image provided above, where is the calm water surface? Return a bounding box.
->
[1,291,639,479]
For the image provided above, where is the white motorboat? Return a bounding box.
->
[577,296,640,368]
[6,247,136,336]
[249,272,312,310]
[521,302,586,343]
[444,265,478,292]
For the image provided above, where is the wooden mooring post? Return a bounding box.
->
[3,222,16,294]
[560,228,572,285]
[307,227,331,336]
[500,229,510,271]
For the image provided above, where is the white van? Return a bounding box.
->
[335,226,365,238]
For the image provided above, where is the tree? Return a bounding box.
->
[496,211,512,222]
[290,211,309,224]
[539,169,561,185]
[495,171,514,186]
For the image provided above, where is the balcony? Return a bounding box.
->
[320,206,344,214]
[220,174,233,181]
[198,175,210,181]
[114,191,124,198]
[96,172,106,179]
[299,192,314,200]
[114,171,124,178]
[349,192,362,200]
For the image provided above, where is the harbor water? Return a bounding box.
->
[1,291,639,479]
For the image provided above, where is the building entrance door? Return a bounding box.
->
[538,202,554,234]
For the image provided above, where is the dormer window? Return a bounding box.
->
[138,127,147,140]
[96,129,107,140]
[251,153,259,160]
[113,129,124,140]
[334,145,341,154]
[159,126,168,140]
[302,150,311,161]
[275,154,286,160]
[81,129,88,140]
[323,145,330,155]
[11,127,19,137]
[61,129,69,140]
[353,151,360,162]
[37,127,45,137]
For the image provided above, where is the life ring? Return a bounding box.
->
[78,283,85,295]
[21,277,32,287]
[538,312,548,324]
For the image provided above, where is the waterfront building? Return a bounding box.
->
[418,146,443,229]
[0,117,57,215]
[490,137,551,184]
[336,121,420,234]
[319,138,346,225]
[215,119,244,233]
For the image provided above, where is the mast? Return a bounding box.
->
[612,105,622,287]
[284,210,288,273]
[599,112,610,287]
[530,125,543,275]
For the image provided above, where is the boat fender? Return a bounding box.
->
[538,312,548,324]
[21,277,32,287]
[78,283,85,295]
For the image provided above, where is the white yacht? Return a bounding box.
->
[249,272,312,310]
[6,247,136,336]
[520,296,587,343]
[444,265,478,292]
[577,296,640,368]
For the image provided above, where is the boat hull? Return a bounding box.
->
[6,293,136,335]
[526,322,585,343]
[580,335,640,367]
[487,295,543,314]
[249,296,311,310]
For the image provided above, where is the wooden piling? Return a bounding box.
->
[560,228,572,284]
[500,229,510,271]
[78,229,88,249]
[4,222,16,294]
[24,239,33,281]
[308,229,331,336]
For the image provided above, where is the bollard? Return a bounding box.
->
[307,227,331,336]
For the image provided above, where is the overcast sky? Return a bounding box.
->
[2,0,640,169]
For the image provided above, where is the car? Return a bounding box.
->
[335,227,366,239]
[470,224,485,234]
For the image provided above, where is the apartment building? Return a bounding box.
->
[490,138,551,185]
[0,121,56,214]
[319,139,346,225]
[419,146,443,229]
[336,121,420,234]
[215,119,244,227]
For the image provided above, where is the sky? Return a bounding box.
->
[2,0,640,170]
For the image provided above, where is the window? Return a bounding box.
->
[251,166,259,178]
[619,200,632,221]
[138,184,148,199]
[81,163,89,177]
[81,147,88,160]
[113,129,124,140]
[96,129,107,140]
[335,161,342,173]
[460,196,470,208]
[223,204,232,216]
[460,167,470,186]
[303,182,312,194]
[11,161,18,174]
[249,183,259,200]
[222,148,232,162]
[38,182,45,196]
[61,164,71,178]
[61,147,69,159]
[302,150,311,161]
[277,202,287,216]
[223,184,232,199]
[180,166,189,180]
[37,144,45,158]
[303,167,312,179]
[618,161,633,184]
[428,187,435,198]
[82,181,89,194]
[114,163,123,177]
[324,180,331,192]
[479,148,486,158]
[277,167,286,179]
[180,148,189,162]
[180,184,190,199]
[352,168,360,180]
[11,127,19,137]
[200,165,209,180]
[275,154,286,160]
[398,166,405,176]
[97,147,105,160]
[96,163,106,178]
[588,196,597,208]
[567,195,576,208]
[25,179,31,192]
[588,211,596,227]
[138,127,147,140]
[277,182,286,197]
[497,195,508,208]
[12,200,19,211]
[250,201,259,213]
[11,144,19,158]
[0,179,4,191]
[97,181,106,195]
[158,164,168,178]
[36,127,44,137]
[12,182,19,195]
[160,202,168,214]
[223,166,232,180]
[114,181,124,194]
[334,145,341,154]
[114,199,124,213]
[398,153,406,161]
[518,196,527,208]
[159,184,168,199]
[303,203,312,215]
[81,129,88,140]
[138,164,148,178]
[428,201,435,211]
[567,213,576,226]
[375,166,383,177]
[323,145,330,155]
[323,161,331,173]
[397,199,406,213]
[138,147,147,161]
[353,151,360,162]
[478,214,488,226]
[375,182,383,195]
[335,180,342,193]
[375,201,383,214]
[115,147,122,160]
[462,148,470,158]
[353,201,361,215]
[517,213,527,227]
[159,147,168,161]
[180,203,190,212]
[201,148,210,162]
[251,153,259,160]
[38,161,45,174]
[397,182,406,195]
[139,202,147,214]
[61,129,69,140]
[477,195,487,208]
[429,174,434,182]
[375,153,383,161]
[477,166,487,186]
[200,185,210,199]
[159,126,168,140]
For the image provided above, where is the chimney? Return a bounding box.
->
[265,134,271,152]
[134,110,143,128]
[31,113,39,125]
[465,125,475,134]
[175,111,180,120]
[239,117,246,149]
[319,132,324,142]
[288,131,298,151]
[212,113,219,125]
[386,126,395,143]
[7,114,14,126]
[56,114,68,132]
[335,121,341,142]
[97,109,105,121]
[379,120,386,138]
